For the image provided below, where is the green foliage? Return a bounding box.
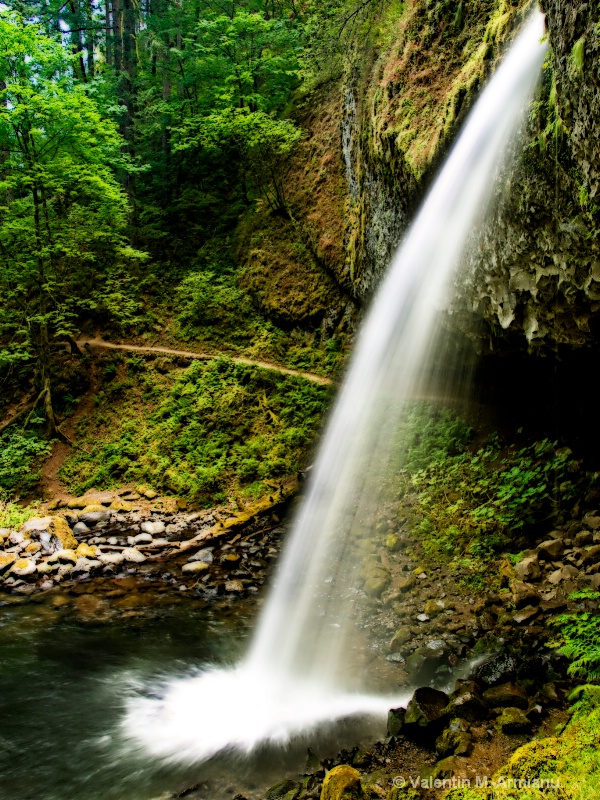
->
[0,427,53,496]
[569,35,586,79]
[392,403,473,475]
[60,358,331,505]
[411,437,583,577]
[0,499,40,529]
[551,590,600,681]
[177,270,253,336]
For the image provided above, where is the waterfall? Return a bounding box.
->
[122,11,547,763]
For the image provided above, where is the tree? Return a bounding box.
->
[0,12,144,435]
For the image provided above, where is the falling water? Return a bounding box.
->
[123,11,547,763]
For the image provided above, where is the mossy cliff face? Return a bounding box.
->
[239,1,600,352]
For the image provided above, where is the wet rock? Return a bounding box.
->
[482,682,528,710]
[496,707,532,735]
[387,707,406,736]
[389,627,412,652]
[52,549,77,564]
[141,520,165,535]
[583,514,600,531]
[320,765,363,800]
[397,575,416,592]
[511,580,540,608]
[265,779,298,800]
[513,605,540,624]
[182,561,209,574]
[72,557,101,573]
[537,539,564,559]
[225,580,244,593]
[11,558,36,577]
[188,548,214,563]
[582,545,600,565]
[404,687,449,738]
[424,599,446,617]
[514,555,541,581]
[21,516,53,534]
[122,547,146,564]
[363,567,390,597]
[575,530,594,547]
[435,725,472,757]
[444,682,487,722]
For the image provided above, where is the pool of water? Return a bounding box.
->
[0,588,387,800]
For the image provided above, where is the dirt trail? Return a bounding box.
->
[76,337,333,386]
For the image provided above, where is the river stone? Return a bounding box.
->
[483,682,528,710]
[514,555,541,581]
[321,765,363,800]
[496,707,532,734]
[182,561,209,574]
[76,542,98,559]
[11,558,36,577]
[73,522,90,535]
[141,520,165,535]
[110,499,133,512]
[122,547,146,563]
[21,516,53,534]
[98,552,124,566]
[79,510,110,526]
[188,548,214,563]
[537,539,564,559]
[133,532,153,545]
[0,553,16,572]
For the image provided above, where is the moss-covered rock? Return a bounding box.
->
[321,765,364,800]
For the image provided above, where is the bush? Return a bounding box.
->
[0,427,53,496]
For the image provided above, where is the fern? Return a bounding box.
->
[552,590,600,680]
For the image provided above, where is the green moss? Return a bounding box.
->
[444,686,600,799]
[59,358,331,506]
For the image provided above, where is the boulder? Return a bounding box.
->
[73,522,90,535]
[482,682,528,710]
[582,545,600,565]
[537,539,564,559]
[513,605,540,624]
[384,534,402,551]
[67,496,94,509]
[548,565,579,584]
[389,627,412,652]
[21,516,53,534]
[435,725,472,757]
[321,765,363,800]
[49,517,78,550]
[424,599,446,617]
[403,687,449,740]
[397,575,416,592]
[387,707,406,737]
[514,555,541,581]
[54,549,77,564]
[78,510,110,526]
[496,707,532,734]
[511,580,540,609]
[444,682,487,722]
[0,553,16,572]
[363,567,390,597]
[11,558,36,577]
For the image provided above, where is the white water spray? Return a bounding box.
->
[123,11,547,763]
